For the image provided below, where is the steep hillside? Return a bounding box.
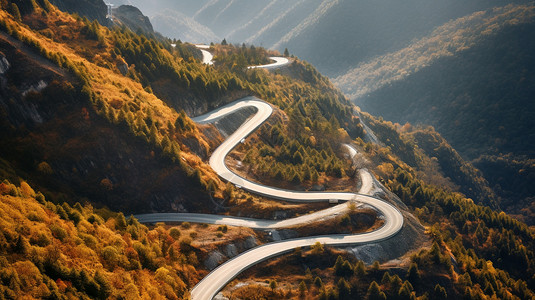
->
[353,19,535,223]
[0,179,201,299]
[0,1,225,214]
[333,4,535,100]
[0,28,212,214]
[273,0,524,76]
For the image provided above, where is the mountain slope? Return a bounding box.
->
[0,179,200,299]
[49,0,108,24]
[353,17,535,223]
[0,29,211,214]
[333,4,535,100]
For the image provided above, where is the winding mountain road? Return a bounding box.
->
[135,53,403,299]
[247,56,290,69]
[195,45,214,65]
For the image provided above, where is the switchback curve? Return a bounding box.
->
[135,54,403,300]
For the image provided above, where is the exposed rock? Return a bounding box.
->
[280,229,298,240]
[113,5,154,34]
[267,229,299,242]
[344,171,427,264]
[213,293,229,300]
[273,210,288,220]
[204,250,225,271]
[309,184,325,191]
[117,62,128,76]
[0,53,8,91]
[182,136,209,159]
[212,105,257,137]
[0,53,9,75]
[269,230,281,241]
[22,80,47,97]
[347,210,427,264]
[243,236,258,249]
[349,244,389,265]
[225,244,238,258]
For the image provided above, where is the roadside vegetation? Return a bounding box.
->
[288,207,381,237]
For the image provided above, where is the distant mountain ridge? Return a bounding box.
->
[353,17,535,224]
[108,0,530,77]
[49,0,154,35]
[332,4,535,101]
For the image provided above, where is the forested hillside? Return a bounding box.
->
[0,0,362,213]
[0,179,201,299]
[355,19,535,224]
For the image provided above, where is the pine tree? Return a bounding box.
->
[314,276,323,288]
[95,271,111,299]
[149,123,160,146]
[366,281,386,300]
[407,262,420,284]
[337,278,351,300]
[14,235,29,255]
[390,275,402,295]
[115,212,127,230]
[398,281,414,300]
[433,284,448,299]
[334,255,344,275]
[381,272,391,285]
[284,48,290,57]
[269,279,277,293]
[10,3,21,21]
[299,280,307,298]
[354,260,366,277]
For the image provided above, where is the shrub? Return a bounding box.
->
[37,161,53,175]
[311,241,324,255]
[101,246,120,270]
[169,228,181,240]
[49,224,67,241]
[217,225,228,233]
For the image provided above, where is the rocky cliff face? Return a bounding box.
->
[113,5,154,34]
[49,0,108,25]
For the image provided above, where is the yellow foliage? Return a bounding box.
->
[19,181,35,198]
[0,180,197,299]
[377,163,395,177]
